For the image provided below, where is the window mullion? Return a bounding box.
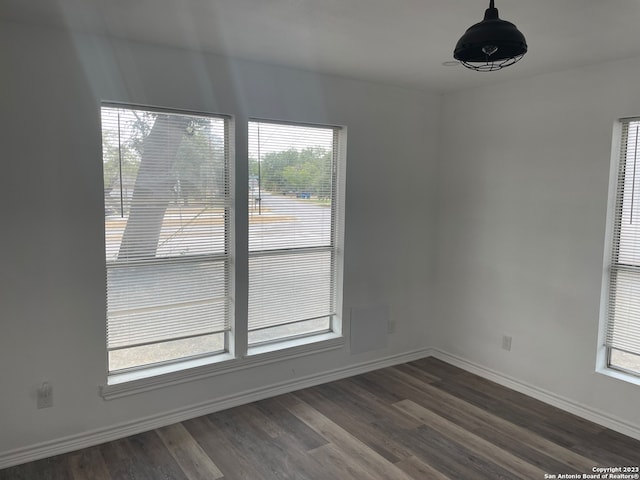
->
[232,115,249,359]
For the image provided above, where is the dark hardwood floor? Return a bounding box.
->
[2,357,639,479]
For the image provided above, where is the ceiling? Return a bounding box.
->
[3,0,640,92]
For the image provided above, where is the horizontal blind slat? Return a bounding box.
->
[248,249,335,331]
[102,105,230,356]
[247,120,339,337]
[605,118,640,357]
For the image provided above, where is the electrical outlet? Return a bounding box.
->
[37,382,53,409]
[502,335,512,352]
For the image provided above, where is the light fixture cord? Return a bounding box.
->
[489,0,495,9]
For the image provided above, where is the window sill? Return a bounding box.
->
[100,333,344,400]
[248,331,342,357]
[596,365,640,387]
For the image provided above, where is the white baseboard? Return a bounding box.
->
[0,347,434,470]
[430,349,640,441]
[3,346,639,470]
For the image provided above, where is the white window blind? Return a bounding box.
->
[247,120,342,345]
[101,105,231,372]
[605,118,640,373]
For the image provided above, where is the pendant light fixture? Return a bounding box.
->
[453,0,527,72]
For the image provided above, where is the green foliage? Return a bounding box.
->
[102,130,140,199]
[249,157,260,177]
[128,111,155,157]
[104,112,226,208]
[104,111,332,214]
[258,147,332,197]
[173,122,226,205]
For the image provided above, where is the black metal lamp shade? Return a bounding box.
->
[454,0,527,72]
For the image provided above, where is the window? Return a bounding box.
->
[101,105,231,374]
[101,107,346,382]
[248,120,343,346]
[603,118,640,377]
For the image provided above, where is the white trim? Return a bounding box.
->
[596,119,623,373]
[102,335,345,399]
[430,349,640,441]
[0,348,433,469]
[4,347,640,470]
[596,363,640,387]
[247,332,341,357]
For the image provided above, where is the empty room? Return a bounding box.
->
[1,1,639,478]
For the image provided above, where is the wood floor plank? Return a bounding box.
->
[415,362,640,466]
[394,398,547,479]
[0,455,73,480]
[234,397,335,480]
[595,428,640,462]
[183,415,270,480]
[394,455,452,480]
[408,357,467,378]
[311,381,383,424]
[433,376,638,466]
[348,372,406,403]
[392,362,441,384]
[287,398,415,480]
[401,423,518,479]
[386,364,448,394]
[292,386,416,463]
[99,437,148,480]
[453,372,604,436]
[124,430,189,480]
[156,423,223,480]
[330,377,423,430]
[253,397,328,451]
[241,402,284,439]
[100,434,185,480]
[208,406,317,480]
[387,366,597,473]
[360,368,437,406]
[3,357,639,479]
[370,368,593,473]
[307,379,421,432]
[436,376,587,443]
[68,446,112,480]
[308,443,377,480]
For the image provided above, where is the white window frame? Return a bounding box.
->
[100,107,346,398]
[246,119,345,352]
[101,103,234,377]
[597,117,640,386]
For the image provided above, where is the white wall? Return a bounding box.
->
[0,22,440,457]
[437,57,640,429]
[7,17,640,464]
